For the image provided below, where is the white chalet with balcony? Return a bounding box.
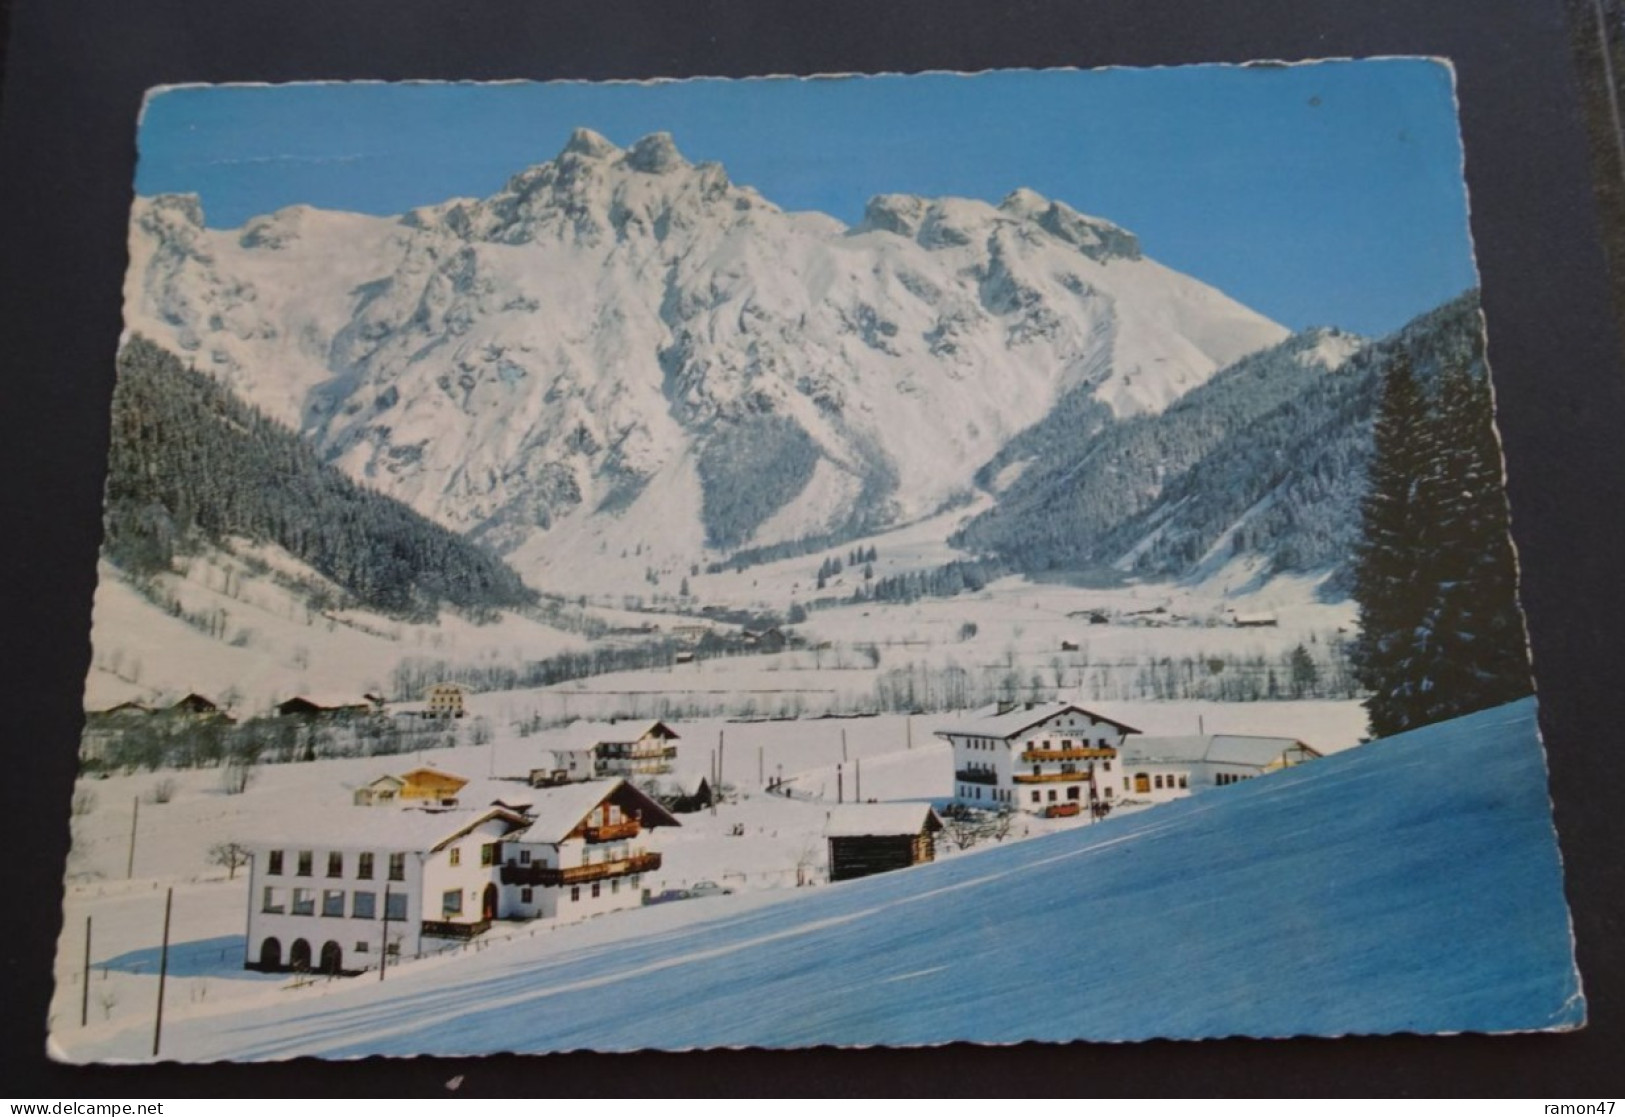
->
[937,701,1141,817]
[244,780,678,976]
[528,720,680,785]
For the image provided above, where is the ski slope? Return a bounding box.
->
[58,698,1580,1060]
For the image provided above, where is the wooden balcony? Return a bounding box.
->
[1019,747,1116,762]
[500,851,661,887]
[599,745,678,760]
[1013,770,1092,784]
[954,769,998,786]
[583,819,640,843]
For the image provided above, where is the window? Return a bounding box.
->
[385,892,407,920]
[357,853,374,880]
[296,851,313,877]
[1178,775,1188,789]
[388,853,406,881]
[520,887,533,903]
[481,843,496,867]
[570,886,580,902]
[1103,761,1112,772]
[267,851,284,876]
[611,878,619,894]
[448,847,461,867]
[322,890,345,917]
[1154,774,1164,790]
[291,888,315,916]
[442,889,463,917]
[262,887,284,914]
[355,940,369,953]
[1067,787,1080,801]
[385,941,400,957]
[1104,787,1113,799]
[327,852,343,878]
[352,891,376,919]
[520,849,531,864]
[1031,791,1041,803]
[591,882,601,898]
[1047,789,1058,802]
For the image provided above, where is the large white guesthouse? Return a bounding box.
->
[244,779,677,975]
[939,701,1321,817]
[939,702,1141,816]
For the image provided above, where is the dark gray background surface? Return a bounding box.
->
[1,0,1621,1097]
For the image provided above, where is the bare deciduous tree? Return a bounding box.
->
[208,840,251,880]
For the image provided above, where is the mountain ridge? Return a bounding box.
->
[123,129,1288,588]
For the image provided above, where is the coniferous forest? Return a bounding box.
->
[1350,328,1532,737]
[101,337,538,619]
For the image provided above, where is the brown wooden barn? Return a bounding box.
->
[826,804,943,883]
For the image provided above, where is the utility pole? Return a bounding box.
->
[855,757,862,802]
[841,728,848,763]
[152,887,173,1057]
[758,745,764,787]
[906,716,912,750]
[380,884,391,982]
[81,916,91,1027]
[837,763,843,805]
[126,797,139,880]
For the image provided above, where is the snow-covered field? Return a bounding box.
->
[51,683,1368,1054]
[61,526,1392,1059]
[50,698,1580,1060]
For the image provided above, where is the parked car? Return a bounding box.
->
[688,880,734,898]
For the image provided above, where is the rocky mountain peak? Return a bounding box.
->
[626,131,686,173]
[560,127,620,159]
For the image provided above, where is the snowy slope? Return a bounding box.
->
[124,130,1287,590]
[61,698,1578,1059]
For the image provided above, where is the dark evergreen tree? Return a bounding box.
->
[1351,344,1533,737]
[1409,359,1532,724]
[1351,352,1437,736]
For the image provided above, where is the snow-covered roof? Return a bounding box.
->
[1120,734,1313,767]
[357,774,405,791]
[510,778,680,844]
[244,805,528,852]
[938,701,1141,740]
[559,718,679,748]
[400,767,470,790]
[825,804,943,838]
[278,693,374,711]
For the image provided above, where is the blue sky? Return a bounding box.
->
[137,63,1476,337]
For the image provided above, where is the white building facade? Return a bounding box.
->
[939,704,1322,817]
[244,784,677,975]
[1116,734,1321,802]
[938,702,1141,816]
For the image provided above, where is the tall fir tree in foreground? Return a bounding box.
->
[1409,360,1532,726]
[1351,345,1532,737]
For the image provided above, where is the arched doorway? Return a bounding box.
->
[289,938,312,972]
[258,937,281,970]
[319,940,343,975]
[482,882,498,921]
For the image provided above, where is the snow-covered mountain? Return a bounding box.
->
[124,129,1287,580]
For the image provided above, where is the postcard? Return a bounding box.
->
[50,62,1584,1061]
